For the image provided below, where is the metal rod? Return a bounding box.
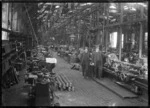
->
[24,3,39,45]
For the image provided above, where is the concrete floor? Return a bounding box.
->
[2,51,148,106]
[53,52,148,106]
[2,68,29,106]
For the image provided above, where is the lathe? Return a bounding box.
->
[103,53,148,95]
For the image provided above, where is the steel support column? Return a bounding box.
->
[139,22,143,58]
[105,29,109,52]
[118,27,122,60]
[139,6,144,58]
[118,3,123,61]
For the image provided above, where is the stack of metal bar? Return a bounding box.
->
[56,73,74,91]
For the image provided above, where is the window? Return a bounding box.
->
[131,33,135,49]
[2,3,9,40]
[122,34,124,49]
[143,32,148,56]
[145,32,148,41]
[110,32,117,48]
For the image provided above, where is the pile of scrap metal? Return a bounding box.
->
[103,53,148,94]
[24,46,59,106]
[56,73,74,91]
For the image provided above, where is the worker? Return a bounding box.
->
[81,47,90,78]
[88,48,94,78]
[89,47,95,78]
[92,45,103,79]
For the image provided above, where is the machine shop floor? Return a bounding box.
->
[2,51,148,106]
[2,67,29,106]
[53,51,148,106]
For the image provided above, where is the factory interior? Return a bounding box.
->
[2,1,148,106]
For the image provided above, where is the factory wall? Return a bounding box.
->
[2,3,33,41]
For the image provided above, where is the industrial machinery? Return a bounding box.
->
[103,53,148,95]
[25,46,59,106]
[2,41,26,89]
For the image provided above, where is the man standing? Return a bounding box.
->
[88,48,94,78]
[92,45,103,79]
[81,47,90,78]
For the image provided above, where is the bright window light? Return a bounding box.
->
[122,34,124,48]
[109,3,116,9]
[137,3,147,7]
[145,32,148,41]
[130,7,136,11]
[2,31,8,40]
[109,5,116,9]
[127,3,136,5]
[80,3,87,6]
[56,5,60,8]
[87,3,92,5]
[110,32,118,48]
[45,3,52,5]
[124,6,128,10]
[109,9,117,13]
